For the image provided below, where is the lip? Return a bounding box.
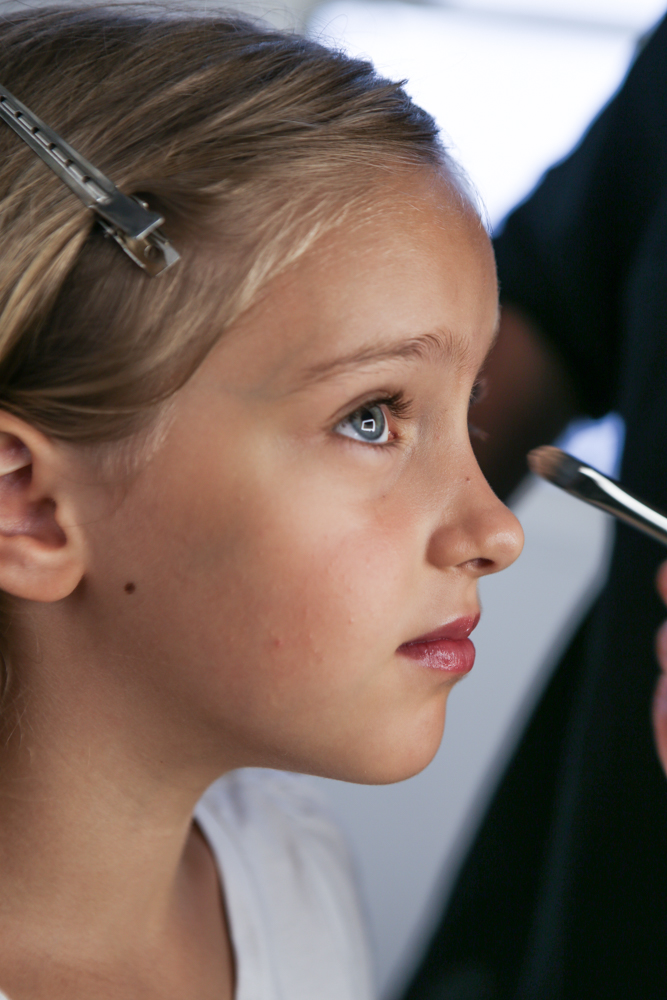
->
[397,614,480,674]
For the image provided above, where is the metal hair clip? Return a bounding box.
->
[0,83,179,276]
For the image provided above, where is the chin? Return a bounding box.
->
[314,705,449,786]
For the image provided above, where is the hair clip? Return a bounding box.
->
[0,83,179,276]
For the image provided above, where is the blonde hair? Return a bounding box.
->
[0,3,460,445]
[0,4,468,700]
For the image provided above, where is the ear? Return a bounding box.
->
[0,413,86,602]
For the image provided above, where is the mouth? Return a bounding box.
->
[397,613,480,674]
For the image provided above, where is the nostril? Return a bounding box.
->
[463,557,494,572]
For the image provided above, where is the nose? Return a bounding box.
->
[426,452,524,577]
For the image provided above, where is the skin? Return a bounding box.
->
[0,169,522,1000]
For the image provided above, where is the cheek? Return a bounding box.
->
[186,483,416,684]
[97,437,455,780]
[201,491,451,779]
[134,457,433,752]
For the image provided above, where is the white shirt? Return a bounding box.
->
[196,769,374,1000]
[0,769,375,1000]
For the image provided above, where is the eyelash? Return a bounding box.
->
[468,376,488,441]
[469,376,487,408]
[336,390,414,447]
[336,378,487,446]
[372,390,413,421]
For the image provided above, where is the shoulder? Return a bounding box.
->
[196,769,375,1000]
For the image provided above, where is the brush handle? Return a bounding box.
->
[567,465,667,547]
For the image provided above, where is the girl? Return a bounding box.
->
[0,6,523,999]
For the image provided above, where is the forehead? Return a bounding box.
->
[216,171,498,391]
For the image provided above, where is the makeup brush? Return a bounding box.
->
[528,446,667,547]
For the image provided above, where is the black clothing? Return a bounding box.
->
[403,16,667,1000]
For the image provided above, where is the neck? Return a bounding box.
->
[0,606,230,963]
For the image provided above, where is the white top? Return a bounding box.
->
[196,769,374,1000]
[0,769,375,1000]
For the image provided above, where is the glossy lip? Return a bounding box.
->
[397,614,480,674]
[401,614,480,646]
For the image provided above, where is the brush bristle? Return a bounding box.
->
[527,446,582,488]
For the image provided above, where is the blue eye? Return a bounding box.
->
[335,403,390,444]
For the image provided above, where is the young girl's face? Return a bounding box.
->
[83,169,523,784]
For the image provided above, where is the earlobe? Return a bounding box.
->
[0,420,86,602]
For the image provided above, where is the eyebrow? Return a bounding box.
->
[296,319,500,389]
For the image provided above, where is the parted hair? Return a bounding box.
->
[0,3,455,445]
